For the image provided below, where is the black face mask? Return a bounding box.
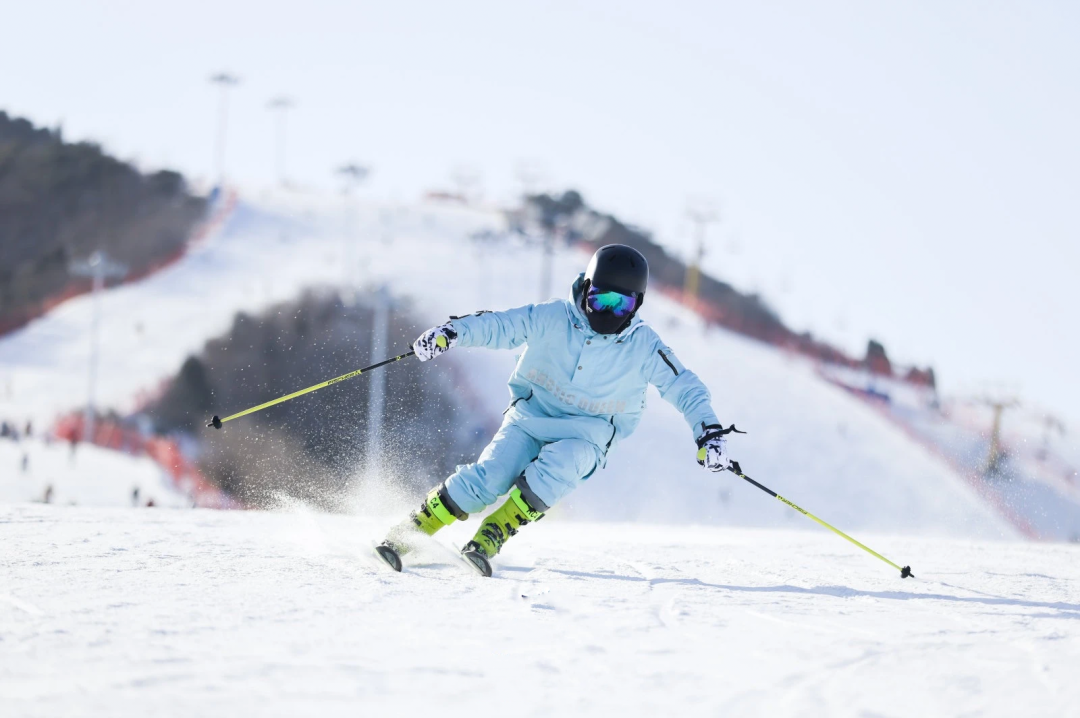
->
[581,292,632,335]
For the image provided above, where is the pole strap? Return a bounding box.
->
[728,461,913,578]
[697,423,746,447]
[207,351,416,429]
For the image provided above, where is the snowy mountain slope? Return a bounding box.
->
[0,437,189,507]
[278,199,1009,538]
[1,504,1077,717]
[0,191,1013,538]
[346,205,1015,538]
[819,364,1080,540]
[563,298,1014,537]
[0,201,335,427]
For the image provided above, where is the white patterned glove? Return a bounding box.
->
[413,323,458,362]
[696,424,741,472]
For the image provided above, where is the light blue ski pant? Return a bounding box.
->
[444,418,603,514]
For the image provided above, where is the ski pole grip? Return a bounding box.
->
[207,415,223,430]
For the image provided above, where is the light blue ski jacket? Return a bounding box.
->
[449,275,720,461]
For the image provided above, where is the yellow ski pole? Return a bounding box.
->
[206,350,416,429]
[727,460,914,578]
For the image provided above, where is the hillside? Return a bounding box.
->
[522,191,935,384]
[0,191,1013,539]
[0,112,207,335]
[144,289,487,508]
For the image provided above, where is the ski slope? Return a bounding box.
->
[1,504,1077,717]
[820,363,1080,540]
[0,436,189,508]
[0,191,1015,536]
[0,191,1073,716]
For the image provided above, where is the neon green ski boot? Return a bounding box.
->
[461,487,544,577]
[376,485,468,572]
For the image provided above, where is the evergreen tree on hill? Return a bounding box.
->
[0,111,206,333]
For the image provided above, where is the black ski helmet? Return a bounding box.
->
[582,244,649,334]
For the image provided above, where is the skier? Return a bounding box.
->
[377,244,736,576]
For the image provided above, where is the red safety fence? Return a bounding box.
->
[649,270,933,389]
[38,190,243,508]
[53,412,239,509]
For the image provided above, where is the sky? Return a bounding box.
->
[2,0,1078,422]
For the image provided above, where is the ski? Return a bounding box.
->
[374,542,403,572]
[461,547,492,577]
[372,536,493,577]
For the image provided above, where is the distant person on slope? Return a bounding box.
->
[377,244,735,576]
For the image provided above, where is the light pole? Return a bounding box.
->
[337,163,369,190]
[336,163,370,288]
[268,97,295,187]
[539,231,554,301]
[366,285,391,476]
[210,73,240,187]
[685,204,718,303]
[981,396,1019,476]
[515,159,545,200]
[539,217,567,302]
[69,251,128,443]
[451,164,480,204]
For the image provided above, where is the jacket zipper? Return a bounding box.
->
[605,416,617,450]
[658,349,679,376]
[503,390,533,414]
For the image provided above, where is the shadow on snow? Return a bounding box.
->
[500,566,1080,617]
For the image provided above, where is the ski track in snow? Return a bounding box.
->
[2,505,1078,717]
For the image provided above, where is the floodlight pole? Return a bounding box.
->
[685,206,718,303]
[69,251,128,443]
[451,165,480,205]
[268,97,295,187]
[514,161,554,301]
[366,285,391,475]
[539,232,554,301]
[337,163,369,191]
[981,396,1019,476]
[514,160,544,200]
[336,163,370,287]
[210,73,240,186]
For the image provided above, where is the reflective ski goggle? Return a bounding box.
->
[586,287,639,317]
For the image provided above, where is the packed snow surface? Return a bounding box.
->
[0,437,188,508]
[2,504,1078,717]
